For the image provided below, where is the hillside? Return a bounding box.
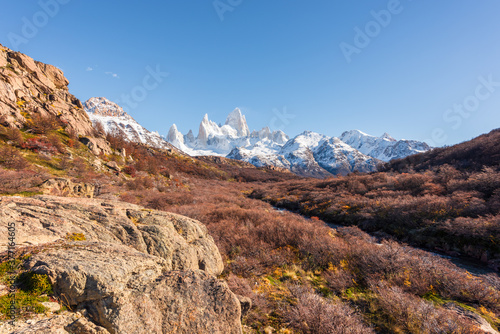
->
[0,46,499,333]
[0,44,110,156]
[383,128,500,172]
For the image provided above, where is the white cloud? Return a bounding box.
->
[86,67,93,71]
[105,71,119,78]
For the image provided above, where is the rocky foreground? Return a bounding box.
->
[0,195,245,334]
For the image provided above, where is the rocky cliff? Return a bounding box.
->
[0,44,110,155]
[0,196,243,334]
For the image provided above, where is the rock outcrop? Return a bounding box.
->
[0,44,110,155]
[26,242,240,334]
[0,196,224,275]
[40,178,95,198]
[0,196,242,333]
[444,303,499,334]
[0,311,110,334]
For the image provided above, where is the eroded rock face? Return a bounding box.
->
[0,44,110,155]
[26,244,241,334]
[0,196,224,275]
[0,195,241,333]
[41,178,96,198]
[0,311,110,334]
[78,137,111,156]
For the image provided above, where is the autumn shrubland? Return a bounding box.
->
[251,166,500,267]
[251,131,500,276]
[0,121,499,333]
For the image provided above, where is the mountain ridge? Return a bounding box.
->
[81,97,432,177]
[166,110,431,176]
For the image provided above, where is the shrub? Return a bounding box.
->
[286,287,374,334]
[0,146,29,169]
[25,113,60,135]
[372,284,483,333]
[106,129,127,151]
[123,165,137,177]
[253,165,500,265]
[22,137,59,155]
[146,192,194,209]
[0,126,24,146]
[65,126,79,147]
[0,169,47,194]
[65,232,86,241]
[71,157,88,176]
[126,176,154,191]
[58,155,72,170]
[46,133,66,154]
[17,272,53,295]
[92,120,106,137]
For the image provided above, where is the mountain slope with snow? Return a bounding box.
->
[84,97,173,150]
[340,129,431,162]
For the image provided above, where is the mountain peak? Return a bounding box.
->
[228,107,242,117]
[225,108,250,137]
[84,97,174,150]
[341,129,370,138]
[84,97,128,118]
[165,110,431,173]
[169,123,179,132]
[167,124,184,146]
[381,132,396,141]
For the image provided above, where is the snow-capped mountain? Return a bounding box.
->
[166,109,431,177]
[225,108,250,137]
[167,108,289,157]
[228,131,380,177]
[84,97,172,150]
[310,134,380,175]
[85,101,430,177]
[340,130,431,162]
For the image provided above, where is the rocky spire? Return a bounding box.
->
[167,124,184,146]
[225,108,250,137]
[185,129,195,144]
[197,114,217,146]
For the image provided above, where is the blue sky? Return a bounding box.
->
[1,1,500,146]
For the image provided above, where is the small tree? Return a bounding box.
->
[93,120,106,137]
[26,113,60,135]
[0,146,29,169]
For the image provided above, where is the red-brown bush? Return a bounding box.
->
[22,137,59,155]
[286,287,373,334]
[25,113,61,135]
[0,146,29,170]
